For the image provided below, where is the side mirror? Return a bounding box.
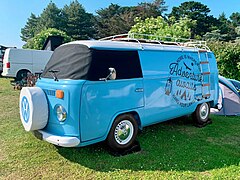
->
[108,67,116,80]
[99,67,116,81]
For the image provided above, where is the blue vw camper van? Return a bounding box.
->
[20,34,219,151]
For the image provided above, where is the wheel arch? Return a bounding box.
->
[16,69,31,77]
[193,100,212,111]
[15,69,31,80]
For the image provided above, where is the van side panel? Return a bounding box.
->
[2,48,52,78]
[2,48,33,77]
[139,50,193,126]
[138,50,218,127]
[32,50,53,73]
[11,49,33,76]
[80,79,144,142]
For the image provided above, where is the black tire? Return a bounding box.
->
[16,70,30,81]
[192,102,210,125]
[107,114,138,151]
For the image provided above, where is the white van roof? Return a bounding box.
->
[6,48,52,53]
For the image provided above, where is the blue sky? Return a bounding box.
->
[0,0,239,48]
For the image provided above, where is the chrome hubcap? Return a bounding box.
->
[200,103,209,120]
[114,120,134,145]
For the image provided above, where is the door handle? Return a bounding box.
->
[135,88,144,92]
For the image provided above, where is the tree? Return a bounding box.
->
[134,0,167,20]
[217,13,237,41]
[236,26,240,36]
[95,4,129,38]
[61,0,95,40]
[23,28,71,50]
[21,1,96,44]
[230,12,240,27]
[235,26,240,42]
[95,1,168,38]
[37,2,62,32]
[21,2,62,42]
[129,16,196,41]
[20,13,40,42]
[168,1,218,38]
[208,42,240,80]
[203,30,224,41]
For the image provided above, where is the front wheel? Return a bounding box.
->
[107,114,138,151]
[192,102,210,125]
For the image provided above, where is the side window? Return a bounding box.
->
[232,81,240,91]
[88,50,143,81]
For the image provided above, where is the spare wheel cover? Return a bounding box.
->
[19,87,48,131]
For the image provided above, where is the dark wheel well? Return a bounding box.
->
[16,69,31,81]
[113,111,141,129]
[129,111,141,129]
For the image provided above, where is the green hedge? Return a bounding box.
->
[208,42,240,80]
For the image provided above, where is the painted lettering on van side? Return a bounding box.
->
[165,55,202,107]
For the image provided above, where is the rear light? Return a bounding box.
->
[56,90,64,99]
[6,62,10,68]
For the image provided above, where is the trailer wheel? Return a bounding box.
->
[107,114,138,151]
[16,70,30,81]
[192,102,210,125]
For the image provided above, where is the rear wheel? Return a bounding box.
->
[192,102,210,125]
[107,114,138,151]
[16,70,30,81]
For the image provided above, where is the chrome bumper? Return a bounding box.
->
[35,130,80,147]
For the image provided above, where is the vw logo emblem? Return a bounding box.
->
[21,96,30,123]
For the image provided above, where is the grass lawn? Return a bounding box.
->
[0,77,239,179]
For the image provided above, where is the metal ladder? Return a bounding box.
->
[195,49,211,100]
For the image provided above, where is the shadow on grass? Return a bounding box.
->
[57,116,240,172]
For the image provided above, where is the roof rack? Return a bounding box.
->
[99,33,210,51]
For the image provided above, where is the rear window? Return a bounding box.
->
[42,44,92,80]
[42,44,143,80]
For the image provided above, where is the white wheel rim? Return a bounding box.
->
[200,103,209,120]
[114,120,134,145]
